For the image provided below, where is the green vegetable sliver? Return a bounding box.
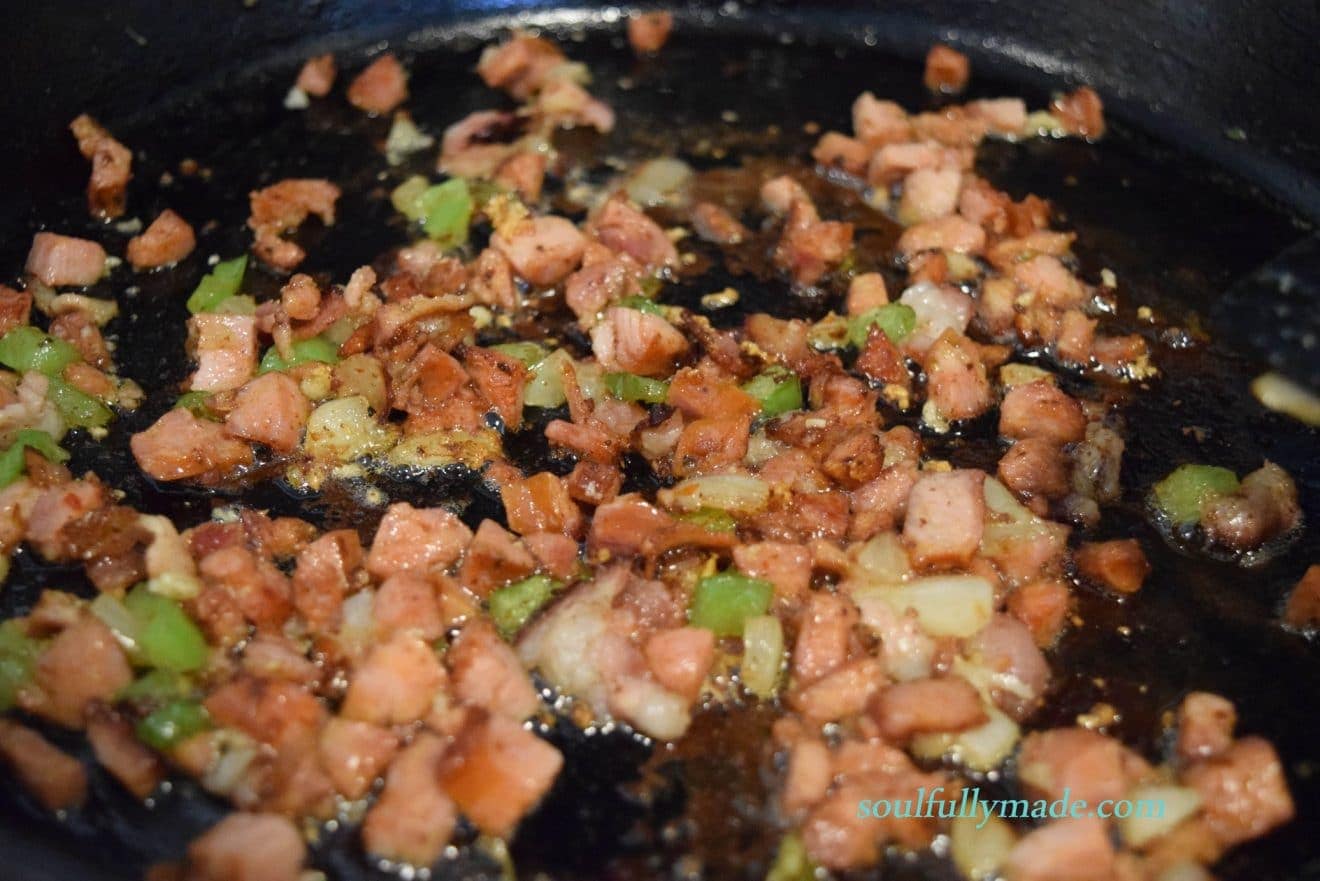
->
[676,507,737,533]
[766,832,816,881]
[490,341,548,368]
[0,620,41,712]
[186,255,248,314]
[1152,464,1241,526]
[390,175,430,220]
[615,296,665,316]
[118,669,193,707]
[419,178,473,249]
[258,336,341,374]
[135,700,211,751]
[174,391,220,421]
[0,326,81,377]
[45,376,113,428]
[846,302,917,348]
[0,429,69,489]
[604,372,669,404]
[742,368,803,417]
[489,575,562,639]
[125,585,210,673]
[690,571,774,637]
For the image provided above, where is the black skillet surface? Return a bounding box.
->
[1,7,1319,881]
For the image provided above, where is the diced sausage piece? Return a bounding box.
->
[203,677,324,750]
[792,592,857,686]
[25,479,105,560]
[186,813,306,881]
[924,44,970,94]
[493,151,547,202]
[791,657,887,724]
[86,708,165,799]
[126,210,196,270]
[492,216,586,286]
[347,52,408,114]
[1284,564,1320,629]
[295,53,336,97]
[999,437,1071,507]
[590,306,689,378]
[1202,462,1301,552]
[923,330,992,421]
[0,720,87,811]
[690,201,747,245]
[25,233,106,287]
[1017,728,1148,805]
[964,614,1050,719]
[999,379,1087,444]
[1003,816,1115,881]
[34,617,133,728]
[774,203,853,286]
[781,737,832,818]
[968,98,1028,135]
[812,132,870,176]
[1051,86,1106,139]
[501,471,585,538]
[871,675,985,742]
[341,633,446,726]
[902,469,985,568]
[1176,691,1236,763]
[733,541,812,601]
[224,373,309,452]
[458,519,537,597]
[628,11,673,53]
[590,196,678,271]
[188,313,257,393]
[131,408,255,481]
[361,733,456,866]
[845,272,889,316]
[448,619,540,721]
[291,529,361,632]
[248,178,341,270]
[69,114,132,219]
[1006,579,1071,647]
[899,168,962,226]
[849,464,919,540]
[464,346,528,429]
[523,531,580,580]
[197,545,294,634]
[1013,254,1087,309]
[760,175,813,216]
[0,285,32,337]
[534,78,615,133]
[643,626,715,700]
[317,718,399,801]
[374,573,445,641]
[852,92,911,145]
[366,502,474,578]
[896,215,985,257]
[1075,539,1149,594]
[1185,736,1294,846]
[440,714,564,837]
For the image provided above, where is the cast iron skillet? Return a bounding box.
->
[1,3,1318,880]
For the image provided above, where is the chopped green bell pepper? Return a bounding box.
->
[489,575,562,640]
[742,368,803,417]
[0,327,82,377]
[0,429,69,489]
[186,256,248,314]
[690,571,774,637]
[846,302,916,348]
[258,336,340,374]
[604,372,669,404]
[125,586,210,673]
[1153,464,1241,526]
[135,700,211,751]
[46,376,112,428]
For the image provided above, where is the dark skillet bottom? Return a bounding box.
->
[0,21,1317,881]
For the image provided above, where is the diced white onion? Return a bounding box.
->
[90,593,139,651]
[873,575,994,638]
[304,396,398,462]
[1118,785,1203,848]
[911,705,1020,772]
[624,157,693,207]
[660,475,770,515]
[949,812,1016,880]
[524,349,573,408]
[850,532,912,585]
[741,615,784,698]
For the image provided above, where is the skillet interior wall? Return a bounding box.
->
[0,3,1318,881]
[3,0,1319,227]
